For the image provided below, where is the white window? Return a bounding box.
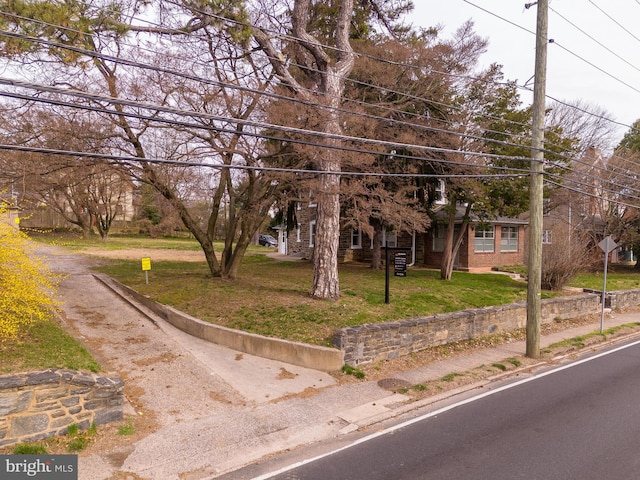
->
[542,230,552,244]
[381,230,397,248]
[432,225,445,252]
[296,224,301,243]
[351,229,362,249]
[308,190,316,208]
[500,226,518,252]
[435,179,446,205]
[309,221,316,247]
[474,225,494,253]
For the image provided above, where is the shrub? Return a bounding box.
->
[0,206,60,344]
[541,227,598,290]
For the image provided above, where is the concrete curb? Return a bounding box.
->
[93,273,344,372]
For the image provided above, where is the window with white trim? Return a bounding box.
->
[296,224,301,243]
[432,225,445,252]
[500,226,518,252]
[351,229,362,249]
[435,179,446,205]
[381,230,397,248]
[542,230,552,244]
[309,221,316,247]
[474,225,494,253]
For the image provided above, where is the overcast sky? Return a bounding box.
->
[409,0,640,143]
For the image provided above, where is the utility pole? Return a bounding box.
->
[526,0,548,359]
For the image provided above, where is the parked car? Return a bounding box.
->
[259,234,278,247]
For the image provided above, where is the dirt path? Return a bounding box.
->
[40,247,244,479]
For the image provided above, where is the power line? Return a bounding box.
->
[0,143,528,179]
[588,0,640,45]
[0,77,539,167]
[549,6,640,75]
[2,9,634,167]
[3,5,640,199]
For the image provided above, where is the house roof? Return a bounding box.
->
[432,205,528,226]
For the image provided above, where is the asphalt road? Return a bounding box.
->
[250,339,640,480]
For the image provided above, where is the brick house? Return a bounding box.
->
[423,205,527,272]
[285,198,526,271]
[283,201,422,263]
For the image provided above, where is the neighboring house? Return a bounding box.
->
[423,205,527,272]
[541,146,620,261]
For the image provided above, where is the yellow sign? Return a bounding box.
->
[141,257,151,271]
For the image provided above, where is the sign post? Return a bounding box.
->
[384,246,411,304]
[141,257,152,285]
[597,236,617,333]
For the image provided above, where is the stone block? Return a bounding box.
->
[70,387,91,395]
[94,407,123,425]
[61,396,80,408]
[26,370,60,386]
[0,391,33,416]
[51,416,74,429]
[0,375,26,389]
[71,373,97,386]
[35,386,69,403]
[11,413,49,437]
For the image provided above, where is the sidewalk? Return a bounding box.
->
[45,247,640,480]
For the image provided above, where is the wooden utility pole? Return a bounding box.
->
[526,0,548,358]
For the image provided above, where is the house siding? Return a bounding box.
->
[423,224,526,272]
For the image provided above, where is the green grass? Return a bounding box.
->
[13,444,48,454]
[441,372,464,382]
[0,319,100,374]
[341,364,366,379]
[30,230,268,254]
[39,234,640,347]
[92,257,536,346]
[548,322,640,350]
[117,423,136,436]
[569,264,640,291]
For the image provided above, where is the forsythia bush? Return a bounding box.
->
[0,207,60,344]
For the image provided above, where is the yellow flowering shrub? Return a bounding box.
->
[0,206,60,344]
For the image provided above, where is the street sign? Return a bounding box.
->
[598,236,617,254]
[597,236,618,333]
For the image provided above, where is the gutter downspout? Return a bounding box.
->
[408,231,416,266]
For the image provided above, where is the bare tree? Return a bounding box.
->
[546,99,619,155]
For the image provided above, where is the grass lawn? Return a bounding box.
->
[27,233,640,348]
[569,264,640,291]
[0,319,100,375]
[93,256,537,346]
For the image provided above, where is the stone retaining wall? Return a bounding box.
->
[0,369,124,447]
[606,289,640,311]
[333,293,602,366]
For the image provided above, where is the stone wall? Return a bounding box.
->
[0,369,124,447]
[605,289,640,311]
[333,293,602,366]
